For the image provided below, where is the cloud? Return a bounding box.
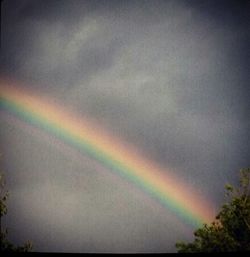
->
[1,0,249,253]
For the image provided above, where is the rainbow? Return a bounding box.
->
[0,79,215,227]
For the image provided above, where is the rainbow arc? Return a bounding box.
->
[0,79,215,227]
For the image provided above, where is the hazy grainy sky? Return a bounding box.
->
[0,0,249,253]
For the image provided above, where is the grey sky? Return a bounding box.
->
[1,0,250,253]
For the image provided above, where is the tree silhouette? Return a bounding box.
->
[0,155,33,252]
[176,168,250,252]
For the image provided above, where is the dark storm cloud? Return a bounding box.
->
[1,0,128,89]
[1,0,250,253]
[188,0,249,26]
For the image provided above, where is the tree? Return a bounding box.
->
[0,155,33,252]
[176,168,250,252]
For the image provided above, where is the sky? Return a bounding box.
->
[0,0,250,253]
